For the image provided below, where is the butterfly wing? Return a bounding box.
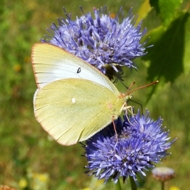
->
[31,43,118,94]
[34,78,125,145]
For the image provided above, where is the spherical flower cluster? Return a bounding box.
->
[42,7,147,78]
[83,110,174,183]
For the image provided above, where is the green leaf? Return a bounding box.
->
[184,12,190,75]
[136,0,152,23]
[150,0,183,26]
[143,12,189,83]
[159,0,183,26]
[149,0,160,14]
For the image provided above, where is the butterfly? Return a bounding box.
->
[32,43,131,145]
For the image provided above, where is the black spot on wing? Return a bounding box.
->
[77,67,81,73]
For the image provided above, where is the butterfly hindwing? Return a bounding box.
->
[34,78,124,145]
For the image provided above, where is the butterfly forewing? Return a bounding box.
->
[32,43,118,94]
[34,78,125,145]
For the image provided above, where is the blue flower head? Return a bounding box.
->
[83,110,174,184]
[42,7,147,79]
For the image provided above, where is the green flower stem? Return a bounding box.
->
[129,176,137,190]
[161,182,165,190]
[115,179,122,190]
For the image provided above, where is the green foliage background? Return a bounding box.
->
[0,0,190,189]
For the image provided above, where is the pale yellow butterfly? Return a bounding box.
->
[32,43,130,146]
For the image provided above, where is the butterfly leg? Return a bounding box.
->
[111,116,118,141]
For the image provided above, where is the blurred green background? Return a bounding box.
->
[0,0,190,189]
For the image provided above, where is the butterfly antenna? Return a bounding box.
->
[126,80,159,95]
[128,81,136,90]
